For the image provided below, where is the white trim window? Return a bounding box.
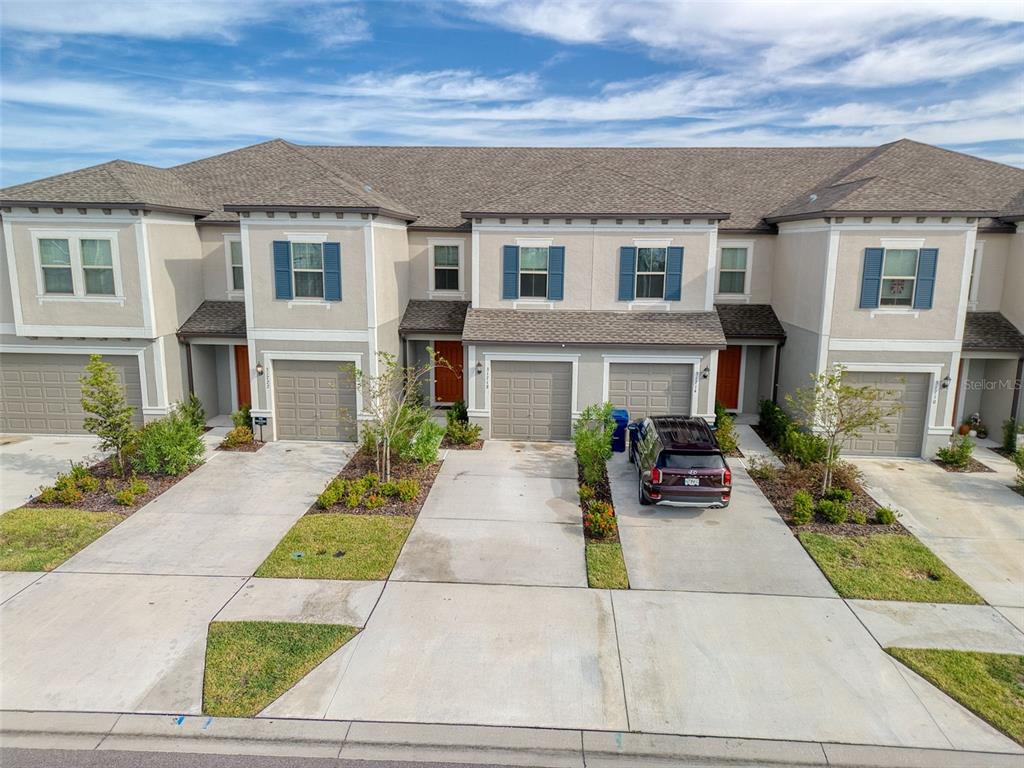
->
[880,248,918,307]
[519,246,549,298]
[433,245,460,291]
[718,246,749,295]
[228,238,244,291]
[39,238,73,294]
[80,239,116,295]
[635,246,667,299]
[292,241,325,299]
[32,231,122,300]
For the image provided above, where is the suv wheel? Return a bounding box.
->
[637,466,651,505]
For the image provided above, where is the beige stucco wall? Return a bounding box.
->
[771,227,829,333]
[0,225,14,325]
[199,224,243,301]
[715,234,775,304]
[972,234,1009,312]
[407,230,471,301]
[476,228,713,310]
[147,218,204,337]
[1003,228,1024,331]
[372,221,410,360]
[829,229,970,341]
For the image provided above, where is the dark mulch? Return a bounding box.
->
[932,457,995,474]
[576,457,621,544]
[308,450,442,517]
[726,447,744,458]
[988,446,1020,460]
[442,438,484,450]
[217,440,266,453]
[24,457,197,514]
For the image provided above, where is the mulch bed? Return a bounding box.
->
[988,446,1020,460]
[725,447,744,458]
[441,438,484,450]
[217,441,266,453]
[932,457,995,473]
[576,458,621,544]
[23,457,196,515]
[307,450,442,518]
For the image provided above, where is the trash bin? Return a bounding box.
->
[611,408,629,453]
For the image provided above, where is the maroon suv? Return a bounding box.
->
[628,416,732,507]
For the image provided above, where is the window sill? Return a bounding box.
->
[869,308,920,318]
[714,293,751,304]
[512,300,554,310]
[36,294,125,305]
[628,300,670,311]
[226,290,244,300]
[287,299,332,309]
[428,290,466,300]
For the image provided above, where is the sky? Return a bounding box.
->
[1,0,1022,186]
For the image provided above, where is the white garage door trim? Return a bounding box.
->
[483,353,579,417]
[263,351,363,441]
[601,355,702,402]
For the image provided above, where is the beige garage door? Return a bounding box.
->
[608,362,693,420]
[0,352,143,434]
[490,360,572,441]
[843,371,929,457]
[273,360,357,442]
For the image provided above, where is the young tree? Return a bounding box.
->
[80,354,137,475]
[786,365,903,492]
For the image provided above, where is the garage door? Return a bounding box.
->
[490,360,572,441]
[273,360,357,441]
[843,371,929,457]
[0,352,143,434]
[608,362,693,420]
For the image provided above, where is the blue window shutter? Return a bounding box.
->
[323,242,342,301]
[859,247,884,309]
[547,246,565,300]
[665,246,684,301]
[618,246,636,301]
[502,245,519,300]
[913,248,937,310]
[273,240,292,300]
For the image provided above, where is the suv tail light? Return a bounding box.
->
[650,467,663,484]
[723,467,732,486]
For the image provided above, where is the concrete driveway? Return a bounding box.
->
[391,441,586,587]
[0,434,103,511]
[609,453,835,597]
[855,453,1024,611]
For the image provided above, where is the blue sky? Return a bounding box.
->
[1,0,1022,185]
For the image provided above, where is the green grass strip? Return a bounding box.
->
[586,541,629,589]
[0,507,122,571]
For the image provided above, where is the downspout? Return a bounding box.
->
[1012,356,1024,422]
[771,337,786,405]
[184,340,195,396]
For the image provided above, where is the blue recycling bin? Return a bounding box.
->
[611,408,629,453]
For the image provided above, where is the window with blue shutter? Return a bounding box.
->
[323,242,342,301]
[913,248,937,310]
[859,247,883,309]
[665,246,683,301]
[547,246,565,300]
[502,245,519,300]
[618,246,636,301]
[273,240,292,300]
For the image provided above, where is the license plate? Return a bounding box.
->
[684,477,700,486]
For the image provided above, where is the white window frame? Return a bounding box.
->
[30,229,124,304]
[635,246,668,301]
[290,240,326,302]
[518,245,550,300]
[879,247,919,308]
[427,237,465,299]
[967,240,984,310]
[715,240,753,302]
[224,235,243,298]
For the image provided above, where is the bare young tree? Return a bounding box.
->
[786,365,903,492]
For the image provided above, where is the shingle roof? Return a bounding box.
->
[962,312,1024,352]
[398,299,470,335]
[462,308,725,347]
[177,300,247,338]
[0,159,212,214]
[715,304,786,339]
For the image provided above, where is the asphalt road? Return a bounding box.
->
[2,749,521,768]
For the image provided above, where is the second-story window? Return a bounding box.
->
[39,238,73,294]
[229,240,244,290]
[81,239,115,295]
[292,242,324,299]
[719,247,748,294]
[519,246,548,298]
[433,245,459,290]
[881,248,917,306]
[635,247,666,299]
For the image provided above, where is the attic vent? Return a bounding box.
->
[809,193,818,202]
[363,184,373,193]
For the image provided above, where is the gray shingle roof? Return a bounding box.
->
[177,300,247,338]
[398,299,470,335]
[962,312,1024,352]
[462,308,725,347]
[715,304,786,339]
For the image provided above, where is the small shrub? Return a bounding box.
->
[317,478,346,509]
[68,462,92,484]
[104,478,118,495]
[176,393,207,433]
[54,472,77,492]
[823,487,853,504]
[781,427,830,467]
[790,489,814,525]
[745,455,778,481]
[714,409,739,454]
[850,509,868,525]
[583,501,617,539]
[128,477,149,496]
[56,484,83,505]
[936,435,974,469]
[759,400,791,445]
[394,478,419,502]
[114,489,135,506]
[578,484,596,506]
[1003,418,1022,453]
[573,402,615,484]
[875,506,899,525]
[364,493,386,510]
[446,400,469,425]
[77,474,100,493]
[816,498,848,524]
[380,481,400,498]
[132,410,204,476]
[221,426,254,448]
[231,405,252,429]
[37,486,58,504]
[1011,449,1024,492]
[363,472,380,489]
[829,461,864,493]
[446,420,482,446]
[407,420,445,464]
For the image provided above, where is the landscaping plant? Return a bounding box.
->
[80,354,137,476]
[221,425,255,449]
[132,407,205,476]
[402,419,446,464]
[1002,418,1022,453]
[936,435,974,469]
[231,405,252,429]
[786,365,903,492]
[583,500,617,539]
[790,489,813,525]
[713,401,739,454]
[573,402,615,486]
[875,506,899,525]
[176,393,207,433]
[1013,450,1024,492]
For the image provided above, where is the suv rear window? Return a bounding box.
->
[659,452,725,470]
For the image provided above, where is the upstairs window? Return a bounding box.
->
[433,244,460,291]
[519,246,549,298]
[229,240,244,290]
[880,249,917,306]
[35,234,119,298]
[635,247,667,299]
[718,247,748,294]
[39,238,73,294]
[81,239,115,295]
[291,242,324,299]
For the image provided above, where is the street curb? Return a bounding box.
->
[2,711,1022,767]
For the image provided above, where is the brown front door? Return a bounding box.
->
[434,340,464,404]
[716,345,742,410]
[234,345,251,408]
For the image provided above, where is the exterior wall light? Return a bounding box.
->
[701,366,711,379]
[255,363,265,376]
[475,361,483,375]
[940,375,951,389]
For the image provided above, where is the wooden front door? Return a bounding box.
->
[234,345,251,408]
[716,345,742,410]
[434,340,464,404]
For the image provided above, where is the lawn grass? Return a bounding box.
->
[0,507,122,571]
[586,541,629,589]
[888,648,1024,745]
[255,513,414,580]
[203,621,358,717]
[798,532,983,604]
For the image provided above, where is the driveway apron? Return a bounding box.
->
[391,441,586,587]
[0,434,103,511]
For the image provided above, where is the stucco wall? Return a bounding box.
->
[972,234,1009,312]
[715,234,775,304]
[0,225,14,325]
[1003,228,1024,331]
[198,224,243,302]
[147,218,204,337]
[407,230,471,301]
[372,221,410,360]
[776,322,821,408]
[772,227,828,333]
